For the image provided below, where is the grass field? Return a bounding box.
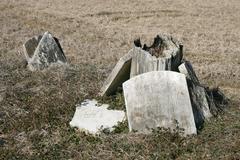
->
[0,0,240,159]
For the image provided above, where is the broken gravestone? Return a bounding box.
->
[178,61,212,129]
[70,99,125,134]
[123,71,197,135]
[101,34,228,134]
[131,35,183,77]
[23,31,67,71]
[101,51,133,96]
[100,34,182,96]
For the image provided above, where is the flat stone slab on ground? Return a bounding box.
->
[123,71,197,135]
[70,99,125,134]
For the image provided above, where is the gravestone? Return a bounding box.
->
[100,50,133,96]
[131,34,183,77]
[23,32,67,71]
[101,34,183,96]
[101,34,228,134]
[178,61,212,128]
[123,71,197,135]
[70,99,125,134]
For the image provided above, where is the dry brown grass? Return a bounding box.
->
[0,0,240,159]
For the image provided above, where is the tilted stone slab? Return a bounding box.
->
[188,84,212,128]
[100,49,134,96]
[101,35,183,96]
[27,32,67,71]
[178,61,200,84]
[123,71,197,135]
[178,62,212,128]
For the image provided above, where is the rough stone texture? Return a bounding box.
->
[131,34,183,77]
[178,61,212,129]
[123,71,197,135]
[205,87,229,116]
[187,82,212,129]
[130,47,158,78]
[101,34,183,96]
[100,49,133,96]
[178,61,199,84]
[27,32,67,71]
[23,35,42,61]
[70,99,125,134]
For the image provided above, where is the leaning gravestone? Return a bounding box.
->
[123,71,197,135]
[178,61,212,128]
[101,50,133,96]
[23,32,67,71]
[100,34,183,96]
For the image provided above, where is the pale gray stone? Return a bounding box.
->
[27,32,67,71]
[130,35,182,78]
[70,99,125,134]
[123,71,197,135]
[101,35,183,96]
[178,61,199,84]
[130,47,158,78]
[100,49,134,96]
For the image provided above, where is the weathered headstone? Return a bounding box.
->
[131,34,183,77]
[70,99,125,134]
[23,32,67,71]
[130,47,158,78]
[123,71,197,135]
[100,50,133,96]
[178,62,212,128]
[101,34,228,134]
[101,34,183,96]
